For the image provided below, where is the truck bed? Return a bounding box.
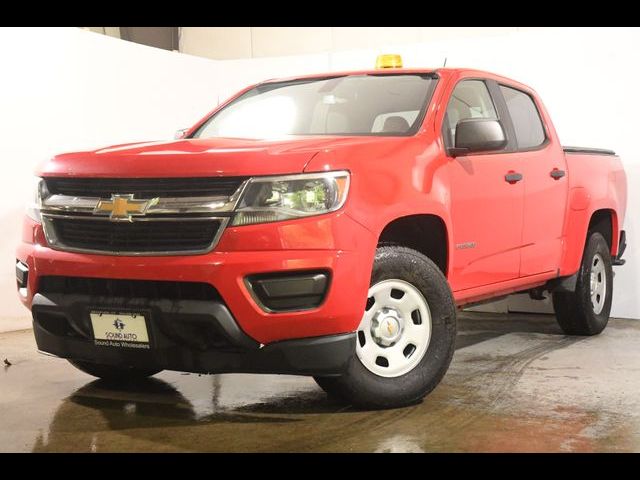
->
[563,146,616,156]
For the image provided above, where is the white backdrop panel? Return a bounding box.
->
[0,27,223,331]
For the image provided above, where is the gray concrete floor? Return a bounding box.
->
[1,312,639,452]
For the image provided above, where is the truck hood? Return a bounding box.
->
[37,136,393,178]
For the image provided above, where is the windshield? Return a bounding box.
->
[192,74,437,139]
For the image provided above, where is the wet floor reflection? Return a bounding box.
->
[31,372,622,453]
[31,377,305,452]
[3,313,638,452]
[30,370,633,452]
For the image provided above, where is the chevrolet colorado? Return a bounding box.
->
[16,57,627,409]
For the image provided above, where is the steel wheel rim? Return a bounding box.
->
[356,279,432,378]
[590,253,607,315]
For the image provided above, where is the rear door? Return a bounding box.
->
[496,84,568,276]
[445,79,525,291]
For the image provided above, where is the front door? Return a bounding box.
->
[444,79,525,292]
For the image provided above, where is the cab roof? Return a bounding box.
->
[259,68,536,96]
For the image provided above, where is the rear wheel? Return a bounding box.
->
[68,360,162,381]
[314,246,457,409]
[552,232,613,335]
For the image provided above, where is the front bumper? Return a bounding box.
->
[31,292,355,375]
[17,210,376,347]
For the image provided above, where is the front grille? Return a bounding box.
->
[44,176,248,198]
[39,276,221,301]
[49,217,221,253]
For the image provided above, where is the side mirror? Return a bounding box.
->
[174,128,189,140]
[449,118,506,157]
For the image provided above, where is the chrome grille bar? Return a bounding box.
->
[39,179,248,256]
[40,180,249,216]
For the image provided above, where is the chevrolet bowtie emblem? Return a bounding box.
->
[94,194,159,221]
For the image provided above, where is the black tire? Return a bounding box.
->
[68,360,161,381]
[552,232,613,335]
[313,375,347,401]
[314,246,457,409]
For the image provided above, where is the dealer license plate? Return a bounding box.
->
[90,311,150,349]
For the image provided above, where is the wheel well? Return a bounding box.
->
[588,209,613,250]
[378,215,448,275]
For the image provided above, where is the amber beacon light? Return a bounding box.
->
[375,54,403,69]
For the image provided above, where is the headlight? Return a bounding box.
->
[232,171,350,226]
[26,177,48,223]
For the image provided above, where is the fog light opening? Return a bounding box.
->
[245,270,330,313]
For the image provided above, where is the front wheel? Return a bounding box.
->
[314,246,457,409]
[552,231,613,335]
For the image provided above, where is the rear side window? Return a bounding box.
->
[499,85,546,149]
[444,80,497,146]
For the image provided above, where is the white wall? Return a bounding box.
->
[179,27,545,60]
[1,27,639,333]
[0,27,223,331]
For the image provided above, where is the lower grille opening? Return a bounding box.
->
[35,311,81,338]
[45,217,222,254]
[155,317,236,351]
[36,277,238,351]
[39,276,222,302]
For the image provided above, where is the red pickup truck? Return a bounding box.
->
[16,58,627,409]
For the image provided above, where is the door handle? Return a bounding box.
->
[504,172,523,184]
[550,168,566,180]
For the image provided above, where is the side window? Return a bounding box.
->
[444,80,497,146]
[499,85,546,149]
